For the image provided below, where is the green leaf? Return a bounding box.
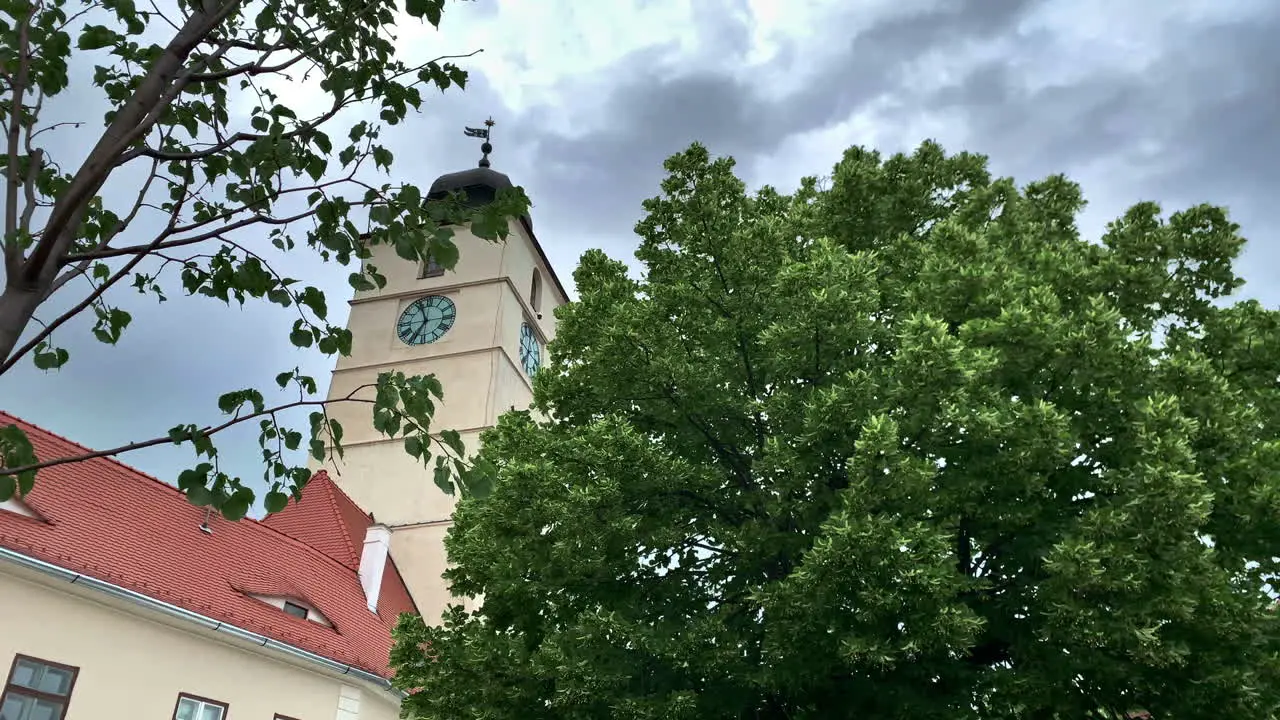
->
[31,343,69,371]
[290,326,313,348]
[429,236,459,270]
[432,460,454,496]
[222,489,254,521]
[77,24,119,50]
[91,306,132,345]
[254,6,273,31]
[298,286,329,320]
[439,428,465,457]
[186,484,214,507]
[263,490,289,514]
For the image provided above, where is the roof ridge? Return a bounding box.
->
[320,468,374,523]
[0,412,366,579]
[318,472,362,567]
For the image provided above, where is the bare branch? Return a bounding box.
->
[30,121,84,140]
[147,0,182,32]
[46,154,164,297]
[62,205,327,264]
[118,48,482,167]
[185,47,306,83]
[0,383,380,478]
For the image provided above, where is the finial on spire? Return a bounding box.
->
[463,117,496,168]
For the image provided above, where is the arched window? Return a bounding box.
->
[530,268,542,311]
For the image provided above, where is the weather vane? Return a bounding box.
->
[463,117,495,168]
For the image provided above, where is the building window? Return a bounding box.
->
[420,255,445,279]
[0,655,78,720]
[530,268,542,312]
[275,715,302,720]
[282,601,309,619]
[173,693,227,720]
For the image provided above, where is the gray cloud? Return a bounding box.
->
[515,0,1039,244]
[4,0,1278,499]
[911,3,1280,302]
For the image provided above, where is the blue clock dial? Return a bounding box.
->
[397,295,456,345]
[519,322,541,376]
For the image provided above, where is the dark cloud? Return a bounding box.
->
[910,3,1280,302]
[507,0,1039,246]
[4,0,1278,497]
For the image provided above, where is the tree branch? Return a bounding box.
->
[0,167,196,374]
[19,0,242,288]
[118,48,481,167]
[0,382,380,478]
[61,204,330,265]
[3,0,34,280]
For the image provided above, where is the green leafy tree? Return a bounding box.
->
[390,142,1280,718]
[0,0,521,515]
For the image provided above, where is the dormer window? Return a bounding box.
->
[420,255,445,279]
[246,593,332,627]
[0,494,43,521]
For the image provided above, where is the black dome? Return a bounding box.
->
[427,167,531,229]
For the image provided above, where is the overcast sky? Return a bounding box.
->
[3,0,1278,506]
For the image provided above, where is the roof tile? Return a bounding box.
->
[0,412,418,678]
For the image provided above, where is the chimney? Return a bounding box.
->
[358,524,391,613]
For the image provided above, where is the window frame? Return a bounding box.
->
[0,653,80,720]
[274,715,302,720]
[281,600,309,620]
[530,268,543,312]
[172,692,229,720]
[420,255,445,279]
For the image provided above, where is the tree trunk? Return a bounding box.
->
[0,283,43,369]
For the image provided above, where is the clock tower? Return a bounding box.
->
[315,124,567,622]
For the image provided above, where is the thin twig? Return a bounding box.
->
[0,382,380,477]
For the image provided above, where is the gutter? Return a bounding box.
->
[0,546,404,697]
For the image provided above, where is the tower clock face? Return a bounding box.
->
[519,322,541,376]
[397,295,456,345]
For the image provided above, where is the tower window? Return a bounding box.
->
[530,268,542,312]
[420,255,445,279]
[282,601,309,619]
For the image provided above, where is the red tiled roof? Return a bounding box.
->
[0,412,418,678]
[262,470,372,570]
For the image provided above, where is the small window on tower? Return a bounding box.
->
[420,255,445,279]
[530,268,542,311]
[282,601,308,620]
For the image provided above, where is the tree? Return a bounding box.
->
[0,0,522,515]
[390,141,1280,718]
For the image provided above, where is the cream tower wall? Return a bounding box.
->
[316,217,565,622]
